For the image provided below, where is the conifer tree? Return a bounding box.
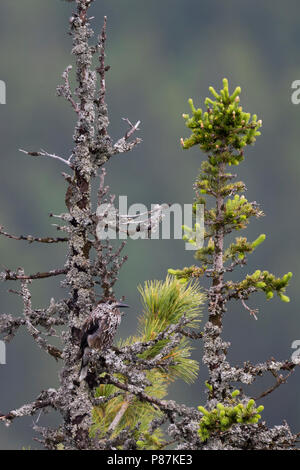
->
[168,78,299,449]
[0,0,204,450]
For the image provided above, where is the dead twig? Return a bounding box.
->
[0,226,68,244]
[19,148,73,167]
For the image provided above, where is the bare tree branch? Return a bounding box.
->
[0,389,58,425]
[1,268,67,281]
[57,65,80,114]
[19,148,73,167]
[0,225,68,244]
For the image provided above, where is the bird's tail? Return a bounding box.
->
[79,347,90,382]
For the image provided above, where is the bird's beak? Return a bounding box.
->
[116,302,130,309]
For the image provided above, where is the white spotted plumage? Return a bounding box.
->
[78,301,128,382]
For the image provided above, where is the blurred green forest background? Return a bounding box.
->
[1,0,300,449]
